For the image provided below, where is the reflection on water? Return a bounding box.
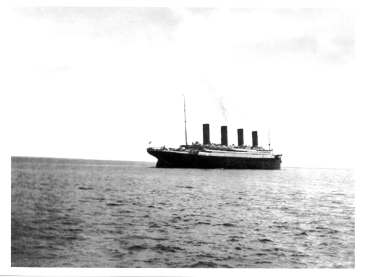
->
[11,157,355,268]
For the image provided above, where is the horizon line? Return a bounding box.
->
[11,156,354,170]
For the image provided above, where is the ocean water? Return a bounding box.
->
[11,157,355,268]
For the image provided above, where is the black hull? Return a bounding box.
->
[147,149,281,170]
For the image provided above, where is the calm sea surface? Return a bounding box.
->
[11,157,355,268]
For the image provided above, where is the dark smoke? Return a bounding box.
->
[215,95,228,121]
[205,80,228,121]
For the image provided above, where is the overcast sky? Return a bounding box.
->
[5,7,355,168]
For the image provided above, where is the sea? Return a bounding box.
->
[11,157,355,268]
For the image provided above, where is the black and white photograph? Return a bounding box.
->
[1,0,363,276]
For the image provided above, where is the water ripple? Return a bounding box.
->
[11,157,355,268]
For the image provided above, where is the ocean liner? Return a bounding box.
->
[147,124,282,169]
[147,96,281,169]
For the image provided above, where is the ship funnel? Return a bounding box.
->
[203,124,210,145]
[221,126,228,146]
[252,131,258,147]
[237,129,244,146]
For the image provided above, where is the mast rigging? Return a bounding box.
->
[183,95,188,146]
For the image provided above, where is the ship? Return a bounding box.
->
[147,96,282,169]
[147,124,282,169]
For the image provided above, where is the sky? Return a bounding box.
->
[3,6,356,168]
